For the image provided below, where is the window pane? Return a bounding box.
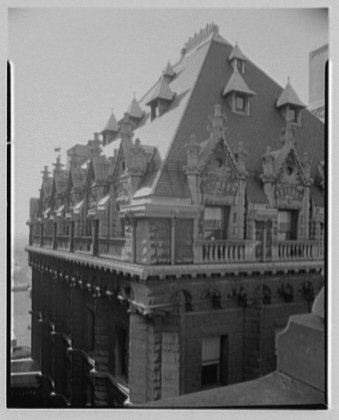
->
[201,364,219,386]
[236,95,245,111]
[202,336,220,362]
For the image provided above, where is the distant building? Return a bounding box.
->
[309,44,328,121]
[25,23,325,407]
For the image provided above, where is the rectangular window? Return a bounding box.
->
[116,326,129,381]
[204,206,230,240]
[201,336,220,386]
[201,336,228,387]
[86,308,95,355]
[235,94,246,112]
[278,210,298,240]
[289,106,298,123]
[236,60,244,74]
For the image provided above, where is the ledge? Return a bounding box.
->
[26,245,324,281]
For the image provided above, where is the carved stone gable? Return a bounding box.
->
[275,151,305,206]
[201,143,239,198]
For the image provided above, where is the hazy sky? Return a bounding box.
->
[8,7,328,238]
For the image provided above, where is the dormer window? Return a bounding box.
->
[146,76,175,121]
[222,67,255,115]
[229,43,247,74]
[236,59,245,74]
[288,105,299,124]
[276,78,305,126]
[235,93,246,112]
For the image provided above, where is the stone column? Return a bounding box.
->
[40,221,44,247]
[92,296,109,406]
[53,222,57,250]
[128,311,148,404]
[70,285,87,406]
[92,219,99,257]
[69,221,75,253]
[171,218,176,265]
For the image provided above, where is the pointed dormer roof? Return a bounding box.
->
[276,78,305,108]
[163,61,175,79]
[101,110,119,133]
[223,67,255,96]
[146,76,175,105]
[127,97,144,120]
[229,43,246,62]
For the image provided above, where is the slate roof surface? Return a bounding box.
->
[102,32,324,202]
[310,184,324,206]
[246,176,268,204]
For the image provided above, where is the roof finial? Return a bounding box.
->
[133,91,136,99]
[287,76,290,85]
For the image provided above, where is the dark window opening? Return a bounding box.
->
[289,106,299,123]
[278,210,298,240]
[235,94,246,112]
[116,326,129,381]
[204,206,230,240]
[86,308,95,354]
[201,335,228,388]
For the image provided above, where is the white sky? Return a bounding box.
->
[8,7,328,237]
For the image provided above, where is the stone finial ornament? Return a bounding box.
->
[185,134,201,173]
[207,104,228,139]
[281,120,296,145]
[235,141,247,174]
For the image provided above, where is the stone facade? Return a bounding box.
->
[25,23,325,407]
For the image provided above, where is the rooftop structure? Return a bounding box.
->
[24,22,325,407]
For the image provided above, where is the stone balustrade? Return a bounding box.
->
[30,229,324,267]
[74,236,92,253]
[196,240,254,263]
[98,237,126,260]
[275,240,321,261]
[57,236,70,251]
[42,235,53,248]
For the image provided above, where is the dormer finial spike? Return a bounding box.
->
[287,76,290,85]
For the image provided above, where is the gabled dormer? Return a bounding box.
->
[146,75,175,120]
[229,43,246,74]
[276,78,305,125]
[101,110,119,146]
[222,66,256,115]
[126,95,144,126]
[163,61,175,83]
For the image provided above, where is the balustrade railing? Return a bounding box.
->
[57,236,69,250]
[74,236,92,253]
[274,240,321,261]
[32,235,40,246]
[30,232,324,267]
[98,237,126,260]
[42,235,53,248]
[196,240,254,263]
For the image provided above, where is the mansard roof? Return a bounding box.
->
[102,29,323,200]
[276,80,305,108]
[223,67,255,96]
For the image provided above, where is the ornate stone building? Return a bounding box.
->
[26,23,325,407]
